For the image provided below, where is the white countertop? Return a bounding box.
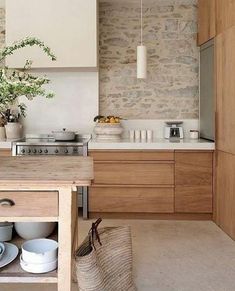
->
[88,138,215,150]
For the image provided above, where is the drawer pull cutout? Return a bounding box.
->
[0,199,15,207]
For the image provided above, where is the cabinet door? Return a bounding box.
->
[216,150,235,240]
[175,152,213,213]
[216,27,235,154]
[216,0,235,35]
[198,0,216,45]
[6,0,98,68]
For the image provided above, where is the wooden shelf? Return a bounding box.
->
[0,233,58,283]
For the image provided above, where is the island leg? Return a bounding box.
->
[58,187,73,291]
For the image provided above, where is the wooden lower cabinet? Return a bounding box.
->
[216,150,235,239]
[89,150,214,216]
[89,187,174,213]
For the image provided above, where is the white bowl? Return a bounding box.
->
[21,239,58,264]
[14,222,56,240]
[20,255,58,274]
[0,242,5,260]
[0,223,13,242]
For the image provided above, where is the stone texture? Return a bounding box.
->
[99,0,199,119]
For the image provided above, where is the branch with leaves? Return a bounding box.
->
[0,37,56,120]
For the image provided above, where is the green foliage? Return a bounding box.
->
[0,37,56,117]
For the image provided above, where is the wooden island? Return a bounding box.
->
[0,156,94,291]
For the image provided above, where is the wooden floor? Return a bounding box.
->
[2,219,235,291]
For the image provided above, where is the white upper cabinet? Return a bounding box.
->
[6,0,98,68]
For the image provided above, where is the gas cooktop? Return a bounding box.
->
[12,134,91,156]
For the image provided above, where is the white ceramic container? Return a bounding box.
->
[21,239,58,264]
[190,130,199,140]
[0,127,6,141]
[0,242,5,260]
[5,122,23,139]
[94,123,123,140]
[0,223,13,242]
[20,255,58,274]
[14,222,56,240]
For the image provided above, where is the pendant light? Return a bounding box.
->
[137,0,147,79]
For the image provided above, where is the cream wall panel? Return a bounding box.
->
[5,0,98,68]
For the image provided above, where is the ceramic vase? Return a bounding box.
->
[5,122,23,140]
[0,127,6,141]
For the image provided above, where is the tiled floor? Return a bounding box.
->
[2,219,235,291]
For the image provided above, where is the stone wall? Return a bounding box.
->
[0,8,4,49]
[99,0,199,119]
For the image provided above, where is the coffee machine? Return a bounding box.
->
[164,121,184,139]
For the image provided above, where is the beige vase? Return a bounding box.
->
[5,122,23,140]
[0,126,6,141]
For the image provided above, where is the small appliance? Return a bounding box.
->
[164,121,184,139]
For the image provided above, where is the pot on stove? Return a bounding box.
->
[52,128,75,141]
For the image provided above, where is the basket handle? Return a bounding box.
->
[89,218,102,249]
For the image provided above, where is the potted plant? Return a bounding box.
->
[0,37,56,139]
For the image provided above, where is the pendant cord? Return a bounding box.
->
[140,0,143,45]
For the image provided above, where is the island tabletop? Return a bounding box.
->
[0,156,94,186]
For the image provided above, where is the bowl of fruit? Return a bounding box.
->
[93,115,124,140]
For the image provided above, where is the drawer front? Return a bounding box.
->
[89,150,174,161]
[175,152,213,185]
[0,192,58,217]
[89,187,174,213]
[93,162,174,185]
[175,186,212,213]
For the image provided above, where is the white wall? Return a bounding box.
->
[19,71,99,134]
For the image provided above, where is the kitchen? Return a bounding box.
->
[0,0,234,291]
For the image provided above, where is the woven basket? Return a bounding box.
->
[75,221,136,291]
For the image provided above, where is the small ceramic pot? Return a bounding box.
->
[5,122,23,140]
[0,126,6,141]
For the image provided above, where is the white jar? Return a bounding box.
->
[5,122,23,140]
[190,130,199,140]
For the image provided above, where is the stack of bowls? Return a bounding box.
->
[20,239,58,273]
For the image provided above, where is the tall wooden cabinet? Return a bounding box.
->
[216,26,235,154]
[215,0,235,240]
[198,0,216,45]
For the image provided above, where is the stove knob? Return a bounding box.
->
[55,149,59,154]
[28,149,31,154]
[39,149,43,154]
[33,149,37,154]
[44,149,48,154]
[21,149,25,154]
[64,149,69,154]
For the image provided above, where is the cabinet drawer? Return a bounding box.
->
[93,162,174,185]
[0,192,58,217]
[175,186,212,213]
[89,150,174,161]
[89,187,174,213]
